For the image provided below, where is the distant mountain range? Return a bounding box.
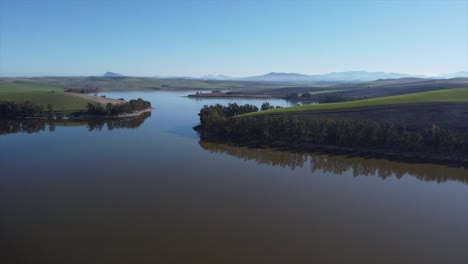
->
[198,71,430,82]
[242,71,426,82]
[201,74,233,80]
[103,72,124,77]
[103,71,468,82]
[439,71,468,79]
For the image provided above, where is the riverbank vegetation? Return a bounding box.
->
[195,98,468,162]
[85,98,152,116]
[0,100,50,117]
[0,98,152,118]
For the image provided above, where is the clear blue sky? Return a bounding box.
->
[1,0,467,77]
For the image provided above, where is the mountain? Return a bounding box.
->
[103,72,124,77]
[201,74,233,80]
[148,70,466,82]
[243,71,426,83]
[244,72,313,82]
[318,71,427,81]
[439,71,468,79]
[153,75,196,79]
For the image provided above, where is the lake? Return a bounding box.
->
[1,91,467,264]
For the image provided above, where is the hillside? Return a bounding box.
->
[20,76,287,91]
[254,88,468,114]
[0,79,120,112]
[243,71,425,82]
[243,88,468,131]
[327,77,468,99]
[103,72,124,77]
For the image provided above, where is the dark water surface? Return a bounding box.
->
[1,91,467,264]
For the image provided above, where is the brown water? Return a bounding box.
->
[1,91,467,264]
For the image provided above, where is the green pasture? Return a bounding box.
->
[0,79,90,111]
[252,88,468,115]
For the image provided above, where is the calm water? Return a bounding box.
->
[1,91,467,264]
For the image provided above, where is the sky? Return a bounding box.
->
[0,0,467,77]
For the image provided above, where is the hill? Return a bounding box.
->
[103,72,124,77]
[255,88,468,114]
[0,79,119,112]
[439,71,468,78]
[243,71,425,83]
[247,88,468,131]
[13,76,287,91]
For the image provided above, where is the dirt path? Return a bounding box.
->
[65,92,124,105]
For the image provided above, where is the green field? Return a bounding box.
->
[252,88,468,115]
[102,78,252,90]
[0,79,91,111]
[35,76,287,91]
[306,89,343,95]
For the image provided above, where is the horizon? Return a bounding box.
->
[5,69,468,79]
[1,0,467,77]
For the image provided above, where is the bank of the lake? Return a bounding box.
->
[194,97,468,167]
[0,97,153,121]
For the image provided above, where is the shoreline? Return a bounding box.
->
[187,93,282,99]
[2,107,154,121]
[68,107,154,120]
[194,126,468,168]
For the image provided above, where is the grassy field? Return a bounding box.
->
[34,76,288,91]
[306,89,343,95]
[253,87,468,114]
[0,79,92,111]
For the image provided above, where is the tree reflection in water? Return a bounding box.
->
[199,141,468,184]
[0,112,151,135]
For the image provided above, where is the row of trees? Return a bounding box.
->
[198,103,259,125]
[196,104,468,159]
[198,102,280,125]
[86,98,151,115]
[0,101,55,117]
[0,98,151,118]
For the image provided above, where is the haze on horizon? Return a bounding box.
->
[0,0,467,77]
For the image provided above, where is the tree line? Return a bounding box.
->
[1,98,151,117]
[198,102,281,125]
[0,101,54,117]
[85,98,151,115]
[196,103,468,160]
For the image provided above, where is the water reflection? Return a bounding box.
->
[199,141,468,184]
[0,112,151,135]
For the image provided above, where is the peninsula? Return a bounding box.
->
[194,88,468,167]
[0,78,153,119]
